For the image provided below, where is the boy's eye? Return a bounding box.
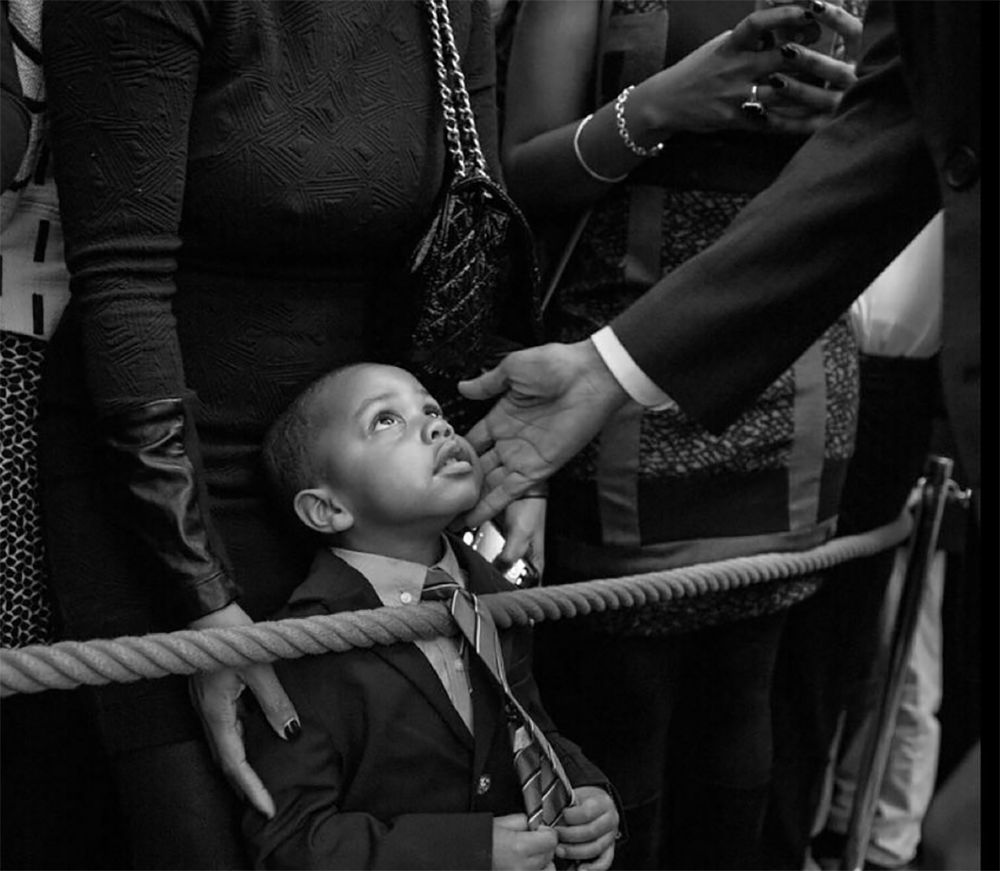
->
[371,411,400,431]
[425,405,443,419]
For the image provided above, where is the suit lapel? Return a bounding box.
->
[286,550,474,751]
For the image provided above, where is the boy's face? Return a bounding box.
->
[313,365,483,530]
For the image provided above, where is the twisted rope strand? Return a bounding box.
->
[0,511,911,697]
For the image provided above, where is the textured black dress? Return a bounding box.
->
[39,0,499,753]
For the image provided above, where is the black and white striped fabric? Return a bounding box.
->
[422,568,576,827]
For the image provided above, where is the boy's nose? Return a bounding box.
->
[425,417,454,441]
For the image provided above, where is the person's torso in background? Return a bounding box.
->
[179,0,482,273]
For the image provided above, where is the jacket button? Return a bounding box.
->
[944,145,979,190]
[476,774,491,795]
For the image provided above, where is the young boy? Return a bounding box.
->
[242,363,620,870]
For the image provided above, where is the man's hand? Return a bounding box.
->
[554,786,620,871]
[188,602,300,818]
[492,814,559,871]
[459,340,629,528]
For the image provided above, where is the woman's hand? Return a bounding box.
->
[634,1,861,138]
[188,602,299,819]
[761,1,864,134]
[495,495,548,580]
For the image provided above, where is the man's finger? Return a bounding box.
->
[476,446,503,478]
[458,362,510,402]
[464,418,494,454]
[465,483,518,529]
[243,663,300,740]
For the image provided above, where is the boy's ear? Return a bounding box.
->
[293,487,354,536]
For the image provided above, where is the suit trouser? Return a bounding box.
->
[534,607,788,871]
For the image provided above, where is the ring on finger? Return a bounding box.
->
[740,83,768,120]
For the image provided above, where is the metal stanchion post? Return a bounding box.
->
[840,455,967,871]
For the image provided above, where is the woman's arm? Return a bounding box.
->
[43,0,297,812]
[1,10,29,190]
[502,0,859,217]
[44,1,207,417]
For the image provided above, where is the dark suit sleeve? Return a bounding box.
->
[242,659,494,871]
[611,0,940,433]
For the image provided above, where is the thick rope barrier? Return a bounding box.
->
[0,510,912,698]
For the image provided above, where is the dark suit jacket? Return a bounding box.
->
[242,538,609,870]
[612,0,982,488]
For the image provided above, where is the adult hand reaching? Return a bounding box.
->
[459,340,629,528]
[188,602,300,819]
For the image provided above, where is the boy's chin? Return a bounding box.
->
[436,490,481,529]
[440,489,480,523]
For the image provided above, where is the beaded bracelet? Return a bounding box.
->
[572,113,629,184]
[614,85,665,158]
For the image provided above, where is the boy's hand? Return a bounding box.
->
[492,814,559,870]
[553,786,619,871]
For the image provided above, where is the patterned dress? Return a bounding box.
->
[1,0,64,649]
[544,0,860,634]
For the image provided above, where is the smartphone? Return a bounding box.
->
[463,521,541,588]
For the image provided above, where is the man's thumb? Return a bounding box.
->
[458,362,508,401]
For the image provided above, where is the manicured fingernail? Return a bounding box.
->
[283,718,301,740]
[768,74,787,89]
[780,43,799,60]
[811,0,826,13]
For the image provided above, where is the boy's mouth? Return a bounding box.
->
[434,440,473,474]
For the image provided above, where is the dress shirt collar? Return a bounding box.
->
[330,537,465,608]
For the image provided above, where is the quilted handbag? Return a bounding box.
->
[402,0,541,432]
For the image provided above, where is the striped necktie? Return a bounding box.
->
[422,567,576,828]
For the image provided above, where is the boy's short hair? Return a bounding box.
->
[261,363,367,524]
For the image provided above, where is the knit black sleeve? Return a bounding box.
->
[43,0,212,414]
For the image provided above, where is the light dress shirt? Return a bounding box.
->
[331,539,474,733]
[849,212,943,359]
[592,325,673,410]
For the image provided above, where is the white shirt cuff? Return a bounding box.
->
[591,326,673,410]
